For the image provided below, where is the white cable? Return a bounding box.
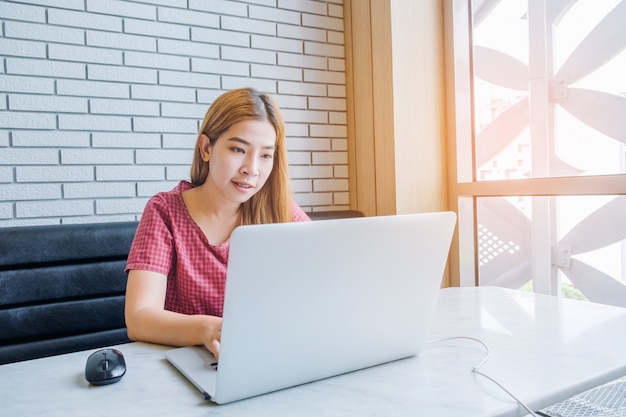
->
[427,336,539,417]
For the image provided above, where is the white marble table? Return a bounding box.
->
[2,287,626,417]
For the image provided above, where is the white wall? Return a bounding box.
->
[0,0,348,227]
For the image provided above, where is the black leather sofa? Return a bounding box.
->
[0,210,363,365]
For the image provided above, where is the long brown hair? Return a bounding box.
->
[190,88,292,225]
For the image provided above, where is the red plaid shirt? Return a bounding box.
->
[125,180,310,317]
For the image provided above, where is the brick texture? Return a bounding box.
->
[0,0,348,226]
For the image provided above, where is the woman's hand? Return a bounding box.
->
[201,317,222,360]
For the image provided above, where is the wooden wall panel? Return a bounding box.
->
[344,0,380,216]
[344,0,450,286]
[390,0,448,215]
[370,0,397,216]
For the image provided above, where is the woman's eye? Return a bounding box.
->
[261,153,274,159]
[232,147,244,153]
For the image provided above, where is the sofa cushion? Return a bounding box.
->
[0,222,138,364]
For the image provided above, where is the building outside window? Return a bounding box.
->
[448,0,626,307]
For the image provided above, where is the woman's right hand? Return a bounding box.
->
[202,316,222,360]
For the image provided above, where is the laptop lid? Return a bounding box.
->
[166,211,456,404]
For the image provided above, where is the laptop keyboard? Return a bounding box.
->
[538,380,626,417]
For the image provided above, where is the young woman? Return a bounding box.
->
[124,88,310,359]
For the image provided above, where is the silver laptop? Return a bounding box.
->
[166,211,456,404]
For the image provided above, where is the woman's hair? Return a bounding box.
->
[190,88,292,225]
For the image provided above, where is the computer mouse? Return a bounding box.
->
[85,348,126,386]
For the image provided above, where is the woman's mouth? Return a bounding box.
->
[233,180,254,190]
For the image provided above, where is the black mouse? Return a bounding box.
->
[85,348,126,386]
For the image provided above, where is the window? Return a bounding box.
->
[447,0,626,306]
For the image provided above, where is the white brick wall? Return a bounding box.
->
[0,0,348,226]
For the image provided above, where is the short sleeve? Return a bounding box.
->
[125,194,175,276]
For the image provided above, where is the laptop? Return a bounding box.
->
[166,211,457,404]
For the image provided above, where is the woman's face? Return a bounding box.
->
[201,119,276,205]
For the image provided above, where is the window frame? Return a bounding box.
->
[444,0,626,293]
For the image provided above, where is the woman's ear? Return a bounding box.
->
[199,134,211,162]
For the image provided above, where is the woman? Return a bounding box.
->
[125,88,310,360]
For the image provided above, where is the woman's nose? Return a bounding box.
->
[240,156,259,176]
